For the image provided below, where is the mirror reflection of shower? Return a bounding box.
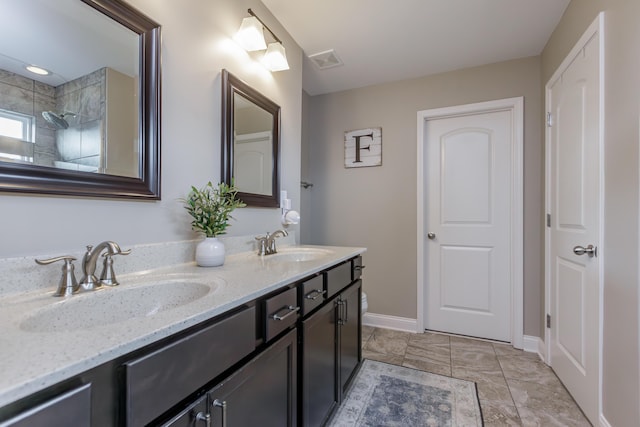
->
[41,111,77,130]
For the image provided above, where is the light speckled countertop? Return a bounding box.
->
[0,244,365,408]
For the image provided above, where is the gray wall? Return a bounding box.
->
[542,0,640,424]
[304,56,543,337]
[0,0,303,258]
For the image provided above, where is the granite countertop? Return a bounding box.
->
[0,244,365,408]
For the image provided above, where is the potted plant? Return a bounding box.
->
[182,181,246,266]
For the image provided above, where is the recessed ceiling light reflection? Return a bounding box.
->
[25,65,51,76]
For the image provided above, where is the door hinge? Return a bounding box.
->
[546,314,551,328]
[546,213,551,228]
[547,112,553,127]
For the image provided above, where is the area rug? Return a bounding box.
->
[328,359,483,426]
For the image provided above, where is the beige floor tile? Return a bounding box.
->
[499,355,561,386]
[479,400,523,426]
[452,349,502,371]
[361,325,375,342]
[409,331,451,345]
[493,343,539,358]
[402,354,452,376]
[452,366,513,403]
[507,378,590,426]
[362,348,404,366]
[450,336,497,354]
[363,328,411,356]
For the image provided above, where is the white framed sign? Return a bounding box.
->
[344,127,382,168]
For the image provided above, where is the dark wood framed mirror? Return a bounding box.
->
[221,69,280,208]
[0,0,161,199]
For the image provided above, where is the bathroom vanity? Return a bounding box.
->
[0,245,364,427]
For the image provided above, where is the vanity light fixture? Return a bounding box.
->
[25,65,50,76]
[236,9,289,72]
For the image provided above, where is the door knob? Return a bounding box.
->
[427,232,436,240]
[573,244,597,258]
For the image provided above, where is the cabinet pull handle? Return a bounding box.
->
[304,289,326,300]
[195,411,211,427]
[336,299,345,325]
[213,399,227,427]
[354,265,365,271]
[271,305,300,321]
[344,299,348,324]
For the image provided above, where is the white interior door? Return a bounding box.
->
[546,15,602,425]
[424,108,514,342]
[234,131,272,195]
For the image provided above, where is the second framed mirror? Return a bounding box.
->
[221,69,280,208]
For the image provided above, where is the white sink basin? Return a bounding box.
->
[20,280,215,333]
[264,247,334,262]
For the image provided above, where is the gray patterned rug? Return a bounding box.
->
[328,359,483,426]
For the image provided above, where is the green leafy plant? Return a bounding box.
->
[182,181,246,238]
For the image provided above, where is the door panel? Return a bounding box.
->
[547,17,601,424]
[425,110,512,341]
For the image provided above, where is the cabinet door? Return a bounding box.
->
[302,301,338,427]
[160,395,208,427]
[207,329,297,427]
[338,280,362,398]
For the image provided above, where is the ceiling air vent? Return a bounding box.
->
[308,49,343,70]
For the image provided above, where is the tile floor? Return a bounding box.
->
[361,326,591,426]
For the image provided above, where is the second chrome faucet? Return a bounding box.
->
[255,229,288,256]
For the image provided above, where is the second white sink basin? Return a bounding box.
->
[265,247,334,262]
[20,280,215,333]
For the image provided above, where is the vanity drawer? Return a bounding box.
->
[124,306,256,427]
[265,287,299,342]
[301,274,325,315]
[326,261,353,298]
[353,256,364,280]
[0,384,91,427]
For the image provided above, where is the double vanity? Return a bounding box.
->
[0,242,365,426]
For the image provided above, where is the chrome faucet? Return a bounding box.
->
[35,241,130,296]
[255,229,288,256]
[79,241,130,292]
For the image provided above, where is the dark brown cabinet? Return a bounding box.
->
[207,328,297,427]
[301,258,363,427]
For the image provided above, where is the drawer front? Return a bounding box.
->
[265,287,299,342]
[352,256,364,280]
[125,306,256,427]
[326,261,352,298]
[301,274,325,315]
[0,384,91,427]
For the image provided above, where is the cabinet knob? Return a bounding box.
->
[195,411,211,427]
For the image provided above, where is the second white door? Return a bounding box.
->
[424,106,516,342]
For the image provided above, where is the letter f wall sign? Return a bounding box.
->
[344,127,382,168]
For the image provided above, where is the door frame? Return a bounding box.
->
[544,12,604,421]
[416,97,524,348]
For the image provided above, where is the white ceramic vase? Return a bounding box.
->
[195,237,225,267]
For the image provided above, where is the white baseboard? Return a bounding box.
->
[523,335,546,362]
[362,312,419,333]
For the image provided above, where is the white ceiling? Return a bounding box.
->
[1,0,138,87]
[261,0,570,95]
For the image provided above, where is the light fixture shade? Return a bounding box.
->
[263,42,290,72]
[236,16,267,51]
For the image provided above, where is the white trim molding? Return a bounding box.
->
[362,313,419,333]
[416,97,524,349]
[523,335,546,362]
